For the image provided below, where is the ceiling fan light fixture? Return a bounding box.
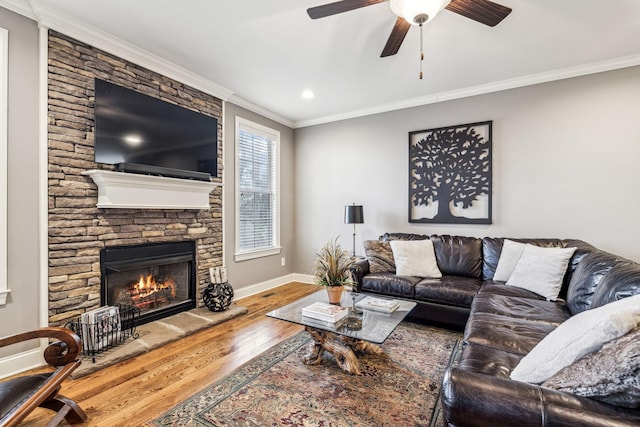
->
[389,0,451,25]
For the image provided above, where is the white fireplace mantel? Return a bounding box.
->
[83,170,220,209]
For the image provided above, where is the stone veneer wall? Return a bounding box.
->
[47,31,223,325]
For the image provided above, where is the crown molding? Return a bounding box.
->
[31,4,234,102]
[0,2,299,127]
[0,0,35,19]
[228,95,295,129]
[294,54,640,128]
[16,1,300,128]
[4,0,639,130]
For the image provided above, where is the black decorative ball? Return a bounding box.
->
[202,282,234,312]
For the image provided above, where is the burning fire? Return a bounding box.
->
[126,274,177,309]
[135,274,177,298]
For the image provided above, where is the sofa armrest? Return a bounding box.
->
[350,259,370,292]
[442,367,640,427]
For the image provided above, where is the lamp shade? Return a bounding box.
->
[344,204,364,224]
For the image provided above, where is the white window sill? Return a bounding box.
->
[0,289,10,306]
[234,247,281,262]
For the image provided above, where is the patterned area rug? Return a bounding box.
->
[151,322,461,426]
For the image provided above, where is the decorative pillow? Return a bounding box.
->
[389,239,442,278]
[363,240,395,273]
[510,293,640,384]
[543,326,640,408]
[506,244,577,300]
[493,239,526,282]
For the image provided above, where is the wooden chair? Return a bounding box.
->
[0,327,87,426]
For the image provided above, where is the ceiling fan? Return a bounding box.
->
[307,0,512,60]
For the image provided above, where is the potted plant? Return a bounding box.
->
[313,237,355,304]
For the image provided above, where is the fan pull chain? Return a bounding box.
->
[419,23,424,80]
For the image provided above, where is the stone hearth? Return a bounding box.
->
[70,304,249,378]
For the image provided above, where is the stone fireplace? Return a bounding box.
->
[47,31,223,326]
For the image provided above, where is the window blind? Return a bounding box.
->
[237,125,277,252]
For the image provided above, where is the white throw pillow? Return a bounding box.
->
[510,293,640,384]
[506,244,576,300]
[389,239,442,278]
[493,239,526,282]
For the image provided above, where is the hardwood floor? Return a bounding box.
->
[21,282,319,426]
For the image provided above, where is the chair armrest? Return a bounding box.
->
[1,327,85,427]
[0,327,81,367]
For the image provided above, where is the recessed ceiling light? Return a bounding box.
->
[301,90,314,99]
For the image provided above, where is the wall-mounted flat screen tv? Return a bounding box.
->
[94,78,217,180]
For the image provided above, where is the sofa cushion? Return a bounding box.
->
[566,251,629,315]
[506,245,577,301]
[510,293,640,384]
[493,239,526,282]
[542,326,640,408]
[360,273,419,298]
[414,275,480,308]
[464,312,556,356]
[482,237,509,280]
[389,239,442,278]
[591,262,640,309]
[457,342,523,378]
[363,240,395,273]
[478,282,546,300]
[430,235,483,279]
[471,293,570,325]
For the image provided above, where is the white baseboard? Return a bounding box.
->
[0,348,44,379]
[233,273,314,301]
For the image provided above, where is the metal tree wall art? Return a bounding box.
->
[409,121,492,224]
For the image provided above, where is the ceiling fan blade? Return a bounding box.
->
[445,0,512,27]
[307,0,388,19]
[380,17,411,57]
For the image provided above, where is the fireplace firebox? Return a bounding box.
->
[100,241,197,325]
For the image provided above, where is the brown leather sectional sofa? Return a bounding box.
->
[352,233,640,427]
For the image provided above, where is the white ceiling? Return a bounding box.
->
[6,0,640,127]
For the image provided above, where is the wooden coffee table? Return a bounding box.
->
[266,290,416,375]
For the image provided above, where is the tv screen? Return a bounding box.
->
[94,78,218,178]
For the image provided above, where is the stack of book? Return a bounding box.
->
[355,296,400,313]
[301,302,349,323]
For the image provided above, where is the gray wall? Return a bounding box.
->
[0,8,40,351]
[294,66,640,273]
[224,103,296,290]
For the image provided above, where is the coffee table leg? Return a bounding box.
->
[338,335,383,356]
[303,327,382,375]
[302,337,325,366]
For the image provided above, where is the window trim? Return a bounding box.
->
[1,27,9,305]
[234,117,281,262]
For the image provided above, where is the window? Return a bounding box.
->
[235,117,280,261]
